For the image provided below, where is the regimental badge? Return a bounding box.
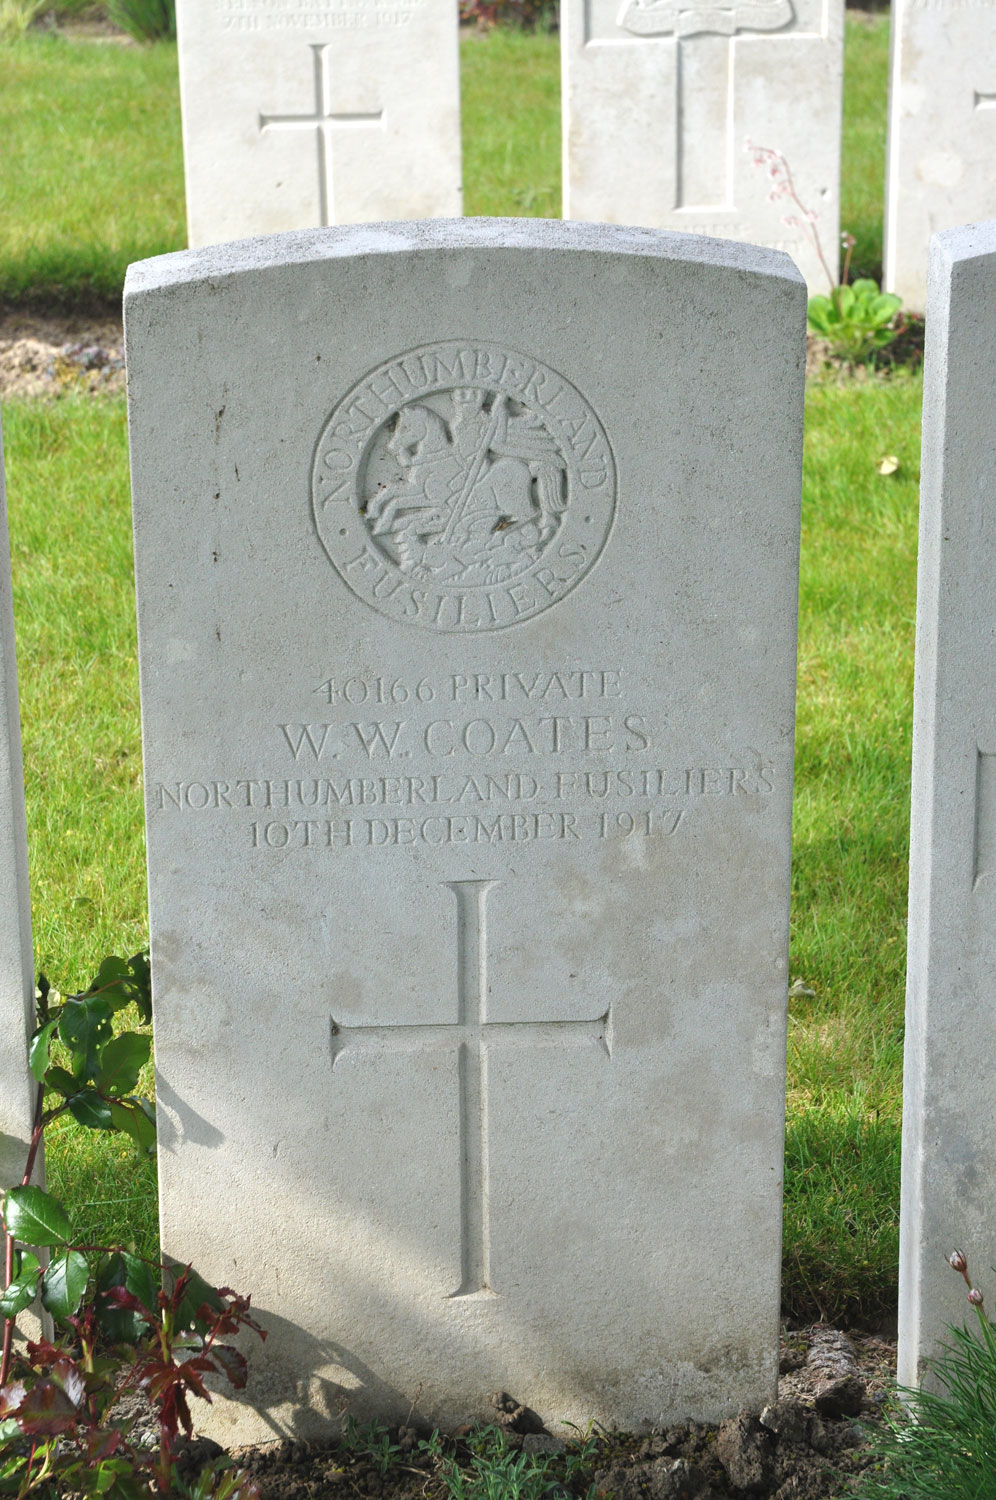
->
[312,341,616,633]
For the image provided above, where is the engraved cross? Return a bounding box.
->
[329,880,612,1298]
[618,0,796,209]
[258,44,384,226]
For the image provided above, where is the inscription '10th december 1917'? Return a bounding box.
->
[151,666,777,849]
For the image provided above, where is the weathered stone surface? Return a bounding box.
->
[0,408,36,1209]
[560,0,844,293]
[899,219,996,1387]
[124,218,804,1443]
[884,0,996,310]
[175,0,461,248]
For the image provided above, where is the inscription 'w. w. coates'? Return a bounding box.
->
[312,342,616,632]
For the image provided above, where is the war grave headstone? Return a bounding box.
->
[560,0,844,294]
[124,218,806,1444]
[884,0,996,310]
[898,220,996,1386]
[0,409,39,1237]
[175,0,462,249]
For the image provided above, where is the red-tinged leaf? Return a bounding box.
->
[51,1357,86,1408]
[210,1345,248,1390]
[17,1379,78,1434]
[24,1337,64,1367]
[173,1358,212,1403]
[0,1381,27,1418]
[86,1425,123,1461]
[159,1383,194,1441]
[102,1286,146,1311]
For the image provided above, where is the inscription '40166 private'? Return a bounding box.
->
[312,342,616,631]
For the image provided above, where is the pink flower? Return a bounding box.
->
[969,1287,984,1306]
[950,1250,968,1274]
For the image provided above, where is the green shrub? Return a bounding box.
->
[107,0,172,41]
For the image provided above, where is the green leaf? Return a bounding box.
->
[96,1033,150,1097]
[87,953,151,1023]
[3,1186,73,1247]
[68,1091,115,1130]
[108,1098,157,1152]
[44,1065,81,1098]
[28,1019,59,1083]
[96,1251,159,1342]
[59,994,114,1082]
[0,1253,41,1319]
[41,1250,90,1320]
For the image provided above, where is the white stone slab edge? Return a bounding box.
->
[898,217,996,1386]
[0,406,37,1193]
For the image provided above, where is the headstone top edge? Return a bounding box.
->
[123,217,805,303]
[930,219,996,274]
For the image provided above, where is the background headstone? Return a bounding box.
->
[175,0,462,248]
[125,219,805,1444]
[884,2,996,311]
[560,0,844,293]
[899,220,996,1385]
[0,409,38,1212]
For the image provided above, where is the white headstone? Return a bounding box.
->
[0,410,37,1206]
[560,0,844,294]
[175,0,462,249]
[884,1,996,311]
[125,219,805,1443]
[899,220,996,1385]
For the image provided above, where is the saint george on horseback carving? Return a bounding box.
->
[363,388,568,587]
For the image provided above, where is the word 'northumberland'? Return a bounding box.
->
[155,766,776,812]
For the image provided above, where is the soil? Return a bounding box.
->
[0,310,125,399]
[148,1326,898,1500]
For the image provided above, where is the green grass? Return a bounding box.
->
[0,21,914,1323]
[461,28,561,217]
[0,33,185,307]
[841,13,891,281]
[2,397,156,1255]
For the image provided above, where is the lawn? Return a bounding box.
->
[0,14,910,1323]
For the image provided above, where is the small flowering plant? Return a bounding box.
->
[852,1249,996,1498]
[745,141,902,365]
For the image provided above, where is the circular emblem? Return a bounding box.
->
[312,341,616,632]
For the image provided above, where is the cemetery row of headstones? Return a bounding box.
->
[3,212,996,1439]
[173,0,996,306]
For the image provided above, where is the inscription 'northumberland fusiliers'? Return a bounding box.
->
[312,342,616,632]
